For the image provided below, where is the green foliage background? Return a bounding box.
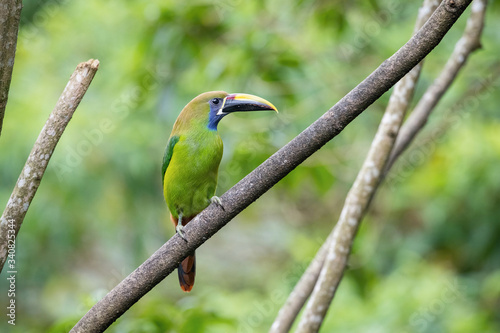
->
[1,0,499,332]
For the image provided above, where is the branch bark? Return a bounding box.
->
[0,0,23,137]
[386,0,487,171]
[271,1,441,331]
[70,1,473,332]
[0,59,100,271]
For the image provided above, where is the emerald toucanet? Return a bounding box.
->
[162,91,278,292]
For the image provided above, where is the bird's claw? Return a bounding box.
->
[210,196,225,211]
[176,224,187,241]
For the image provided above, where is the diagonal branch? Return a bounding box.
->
[70,1,473,332]
[386,0,487,171]
[0,59,100,272]
[0,0,23,137]
[271,1,441,331]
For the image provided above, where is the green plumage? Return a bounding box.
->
[162,92,225,220]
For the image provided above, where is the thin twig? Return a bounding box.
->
[0,59,100,271]
[385,59,499,189]
[271,1,442,331]
[0,0,23,137]
[386,0,487,171]
[70,2,472,331]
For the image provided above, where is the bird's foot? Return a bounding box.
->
[210,196,225,211]
[176,223,187,241]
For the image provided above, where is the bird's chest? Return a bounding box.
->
[165,133,223,190]
[179,134,223,172]
[164,133,223,216]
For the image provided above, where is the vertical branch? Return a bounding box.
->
[0,59,100,272]
[270,1,440,332]
[270,236,329,333]
[0,0,23,137]
[386,0,487,170]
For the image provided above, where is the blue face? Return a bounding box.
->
[207,97,226,131]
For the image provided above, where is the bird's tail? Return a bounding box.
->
[171,214,196,292]
[178,252,196,292]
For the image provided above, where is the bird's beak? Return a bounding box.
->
[216,93,278,116]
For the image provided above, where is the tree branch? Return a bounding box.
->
[271,1,441,331]
[70,1,473,332]
[0,59,100,271]
[271,234,330,333]
[0,0,23,137]
[386,0,487,171]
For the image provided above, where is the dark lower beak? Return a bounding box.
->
[217,93,278,115]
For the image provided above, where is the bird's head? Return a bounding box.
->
[179,91,278,131]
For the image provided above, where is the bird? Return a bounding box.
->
[162,91,278,292]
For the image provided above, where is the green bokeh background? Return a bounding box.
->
[1,0,499,332]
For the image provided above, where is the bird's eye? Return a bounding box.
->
[211,98,220,105]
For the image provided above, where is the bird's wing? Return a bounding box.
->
[162,135,180,183]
